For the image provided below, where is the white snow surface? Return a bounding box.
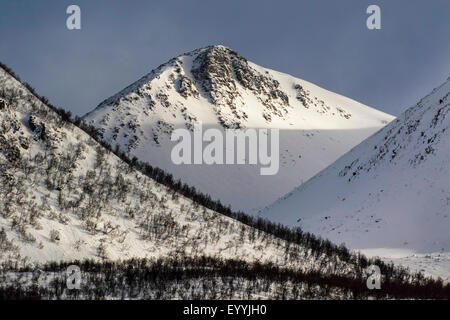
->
[83,45,393,212]
[262,77,450,279]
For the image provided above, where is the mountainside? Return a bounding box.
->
[83,45,394,212]
[0,64,332,269]
[263,78,450,256]
[3,62,428,299]
[1,62,449,299]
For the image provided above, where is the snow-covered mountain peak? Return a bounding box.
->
[83,46,394,211]
[88,44,294,130]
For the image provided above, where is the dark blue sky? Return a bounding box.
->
[0,0,448,116]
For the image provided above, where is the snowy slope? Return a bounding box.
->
[83,45,394,212]
[0,64,365,279]
[263,78,450,256]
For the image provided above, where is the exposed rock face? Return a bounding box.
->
[191,46,289,128]
[177,75,199,99]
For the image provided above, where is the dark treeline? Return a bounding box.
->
[1,257,449,300]
[0,61,444,294]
